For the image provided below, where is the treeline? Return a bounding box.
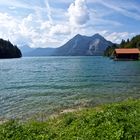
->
[0,39,22,59]
[104,35,140,57]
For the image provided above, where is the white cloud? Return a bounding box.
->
[0,13,19,40]
[49,24,71,36]
[90,0,140,21]
[68,0,90,26]
[0,12,70,48]
[0,0,31,9]
[0,11,133,48]
[0,1,83,48]
[0,0,138,48]
[44,0,53,23]
[40,21,52,30]
[106,32,136,43]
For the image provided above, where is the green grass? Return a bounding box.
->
[0,98,140,140]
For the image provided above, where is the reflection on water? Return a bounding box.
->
[0,56,140,119]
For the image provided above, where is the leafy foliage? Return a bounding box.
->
[125,35,140,49]
[104,44,118,57]
[0,99,140,140]
[0,39,22,58]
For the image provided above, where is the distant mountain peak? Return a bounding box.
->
[74,34,83,39]
[92,33,104,39]
[94,33,101,36]
[74,33,104,40]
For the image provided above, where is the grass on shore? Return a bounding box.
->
[0,98,140,140]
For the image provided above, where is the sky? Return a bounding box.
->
[0,0,140,48]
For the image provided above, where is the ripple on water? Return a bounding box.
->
[0,56,140,119]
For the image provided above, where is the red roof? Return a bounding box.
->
[115,48,140,54]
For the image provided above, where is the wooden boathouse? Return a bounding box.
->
[114,48,140,60]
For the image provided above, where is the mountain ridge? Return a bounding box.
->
[22,34,113,56]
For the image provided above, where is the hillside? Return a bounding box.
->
[0,99,140,140]
[124,35,140,48]
[104,35,140,57]
[0,39,22,59]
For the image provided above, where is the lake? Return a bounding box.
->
[0,56,140,119]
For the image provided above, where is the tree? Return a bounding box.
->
[104,44,118,57]
[120,39,126,48]
[0,39,22,59]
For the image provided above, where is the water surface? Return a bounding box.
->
[0,56,140,119]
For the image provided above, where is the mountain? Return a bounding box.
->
[19,45,34,56]
[53,34,113,56]
[25,48,55,56]
[24,34,113,56]
[0,39,22,59]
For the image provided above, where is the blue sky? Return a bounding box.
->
[0,0,140,48]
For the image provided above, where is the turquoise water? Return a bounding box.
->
[0,56,140,119]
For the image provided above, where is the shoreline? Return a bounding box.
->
[0,98,140,139]
[0,97,139,123]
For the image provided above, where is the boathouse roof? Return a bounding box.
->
[115,48,140,54]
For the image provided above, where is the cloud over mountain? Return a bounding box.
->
[68,0,90,25]
[0,0,139,48]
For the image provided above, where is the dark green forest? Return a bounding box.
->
[104,35,140,57]
[0,39,22,59]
